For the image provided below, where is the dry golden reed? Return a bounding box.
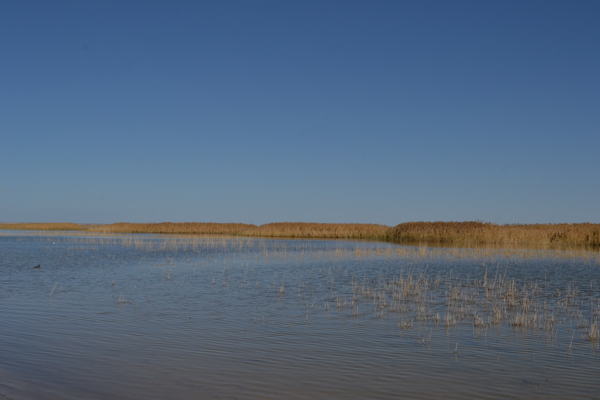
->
[241,222,389,239]
[388,221,600,246]
[87,222,256,235]
[0,221,389,239]
[2,221,599,246]
[0,222,84,231]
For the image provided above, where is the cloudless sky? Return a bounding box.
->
[1,1,599,225]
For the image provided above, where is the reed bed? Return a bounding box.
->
[91,222,389,239]
[87,222,256,235]
[0,222,85,231]
[3,221,600,246]
[0,221,390,239]
[241,222,389,239]
[388,221,600,247]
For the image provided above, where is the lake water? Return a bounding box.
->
[1,231,599,399]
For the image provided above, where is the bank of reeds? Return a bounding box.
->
[87,222,256,235]
[241,222,389,239]
[0,221,389,239]
[388,221,600,247]
[2,221,599,246]
[0,222,84,231]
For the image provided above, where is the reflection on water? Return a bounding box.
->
[0,231,599,399]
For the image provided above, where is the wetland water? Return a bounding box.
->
[0,231,599,399]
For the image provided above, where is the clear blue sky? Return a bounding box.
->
[1,1,599,225]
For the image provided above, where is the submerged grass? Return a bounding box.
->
[2,221,600,247]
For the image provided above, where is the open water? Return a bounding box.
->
[1,231,599,399]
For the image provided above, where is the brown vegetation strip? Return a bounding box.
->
[87,222,256,235]
[0,222,387,239]
[241,222,390,239]
[388,221,600,246]
[0,223,84,231]
[2,221,599,246]
[90,222,389,239]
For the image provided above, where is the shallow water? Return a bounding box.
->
[1,231,599,399]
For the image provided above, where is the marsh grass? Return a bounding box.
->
[0,222,85,231]
[1,222,389,239]
[389,221,600,247]
[88,222,256,235]
[3,221,600,246]
[241,222,389,239]
[288,265,600,351]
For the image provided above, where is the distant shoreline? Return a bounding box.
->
[1,221,599,247]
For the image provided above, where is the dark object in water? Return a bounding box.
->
[34,264,40,269]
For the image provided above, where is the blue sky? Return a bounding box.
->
[1,1,599,225]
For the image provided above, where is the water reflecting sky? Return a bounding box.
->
[1,232,599,399]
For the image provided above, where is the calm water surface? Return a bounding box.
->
[1,232,599,399]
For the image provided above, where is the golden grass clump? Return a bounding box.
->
[388,221,600,247]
